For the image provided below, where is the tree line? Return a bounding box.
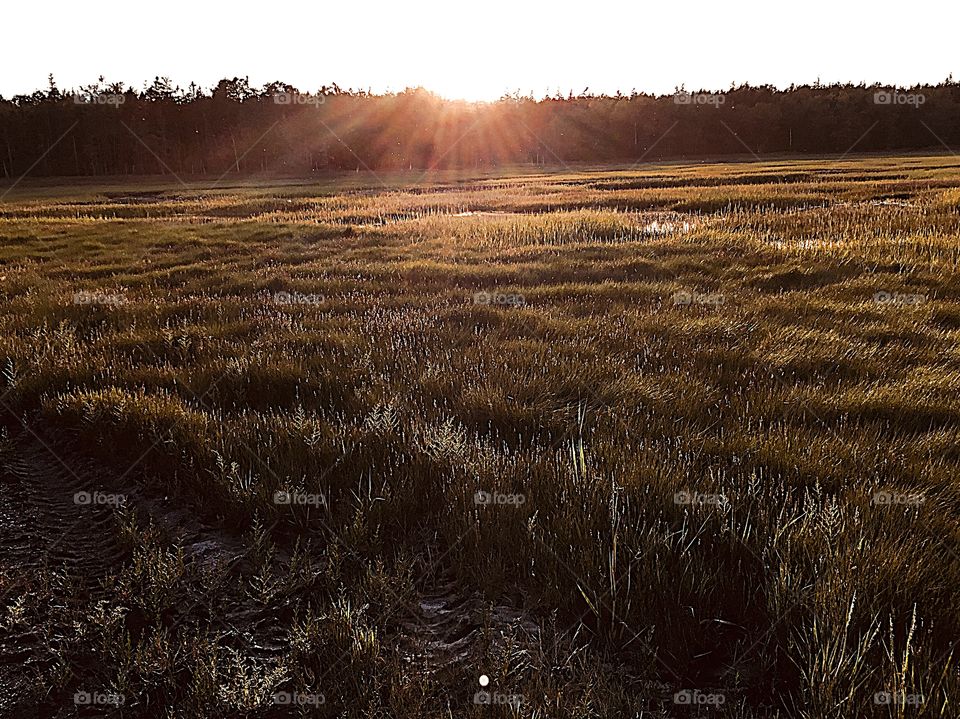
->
[1,75,958,178]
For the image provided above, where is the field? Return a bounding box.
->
[1,154,959,717]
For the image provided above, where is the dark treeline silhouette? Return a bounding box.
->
[2,75,959,178]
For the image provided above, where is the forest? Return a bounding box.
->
[1,75,958,177]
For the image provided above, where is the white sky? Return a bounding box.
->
[2,0,957,101]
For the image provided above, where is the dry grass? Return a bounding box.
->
[1,153,959,717]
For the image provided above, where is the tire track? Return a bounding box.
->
[3,438,127,582]
[0,429,286,714]
[399,578,542,677]
[0,432,130,713]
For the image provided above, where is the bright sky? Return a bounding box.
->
[3,0,957,101]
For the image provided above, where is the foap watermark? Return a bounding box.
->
[874,90,925,108]
[672,290,725,307]
[674,491,726,506]
[874,691,924,706]
[272,691,325,706]
[474,490,526,507]
[72,92,126,108]
[274,490,324,507]
[873,291,925,307]
[74,491,126,507]
[73,290,127,306]
[674,689,726,706]
[674,91,726,107]
[273,92,326,108]
[473,290,525,307]
[74,691,124,706]
[474,675,522,707]
[871,490,925,507]
[273,290,324,306]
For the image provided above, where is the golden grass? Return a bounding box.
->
[1,153,959,717]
